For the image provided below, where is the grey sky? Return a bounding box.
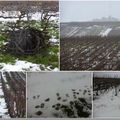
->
[60,1,120,22]
[94,72,120,78]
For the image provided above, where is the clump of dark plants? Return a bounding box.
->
[52,98,91,118]
[35,111,43,116]
[3,27,50,55]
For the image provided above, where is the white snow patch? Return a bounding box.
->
[0,60,40,71]
[49,38,59,46]
[51,67,59,71]
[2,42,9,46]
[86,26,92,29]
[100,28,112,37]
[0,60,59,71]
[49,38,59,43]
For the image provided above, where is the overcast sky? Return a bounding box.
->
[94,72,120,78]
[60,1,120,22]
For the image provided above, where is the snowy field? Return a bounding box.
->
[93,72,120,118]
[27,72,92,118]
[61,22,120,38]
[0,83,10,118]
[94,87,120,118]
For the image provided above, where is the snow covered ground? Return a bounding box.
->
[61,25,107,37]
[94,86,120,118]
[61,22,120,38]
[27,72,92,118]
[0,83,10,118]
[0,60,59,72]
